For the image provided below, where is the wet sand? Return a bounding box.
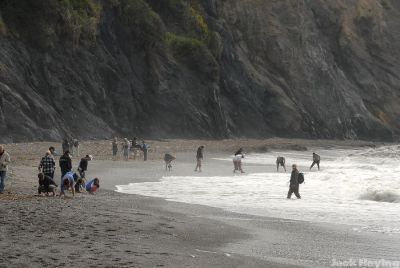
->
[1,138,398,267]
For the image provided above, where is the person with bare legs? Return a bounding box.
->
[276,156,286,172]
[195,146,204,172]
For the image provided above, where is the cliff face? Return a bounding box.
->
[0,0,399,142]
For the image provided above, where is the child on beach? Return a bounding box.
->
[85,178,100,194]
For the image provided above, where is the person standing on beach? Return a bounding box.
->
[122,138,130,161]
[141,141,149,161]
[0,145,11,194]
[310,152,320,171]
[233,148,245,173]
[276,156,286,172]
[62,138,70,154]
[59,150,72,178]
[112,137,118,160]
[78,155,92,179]
[72,139,80,156]
[195,146,204,172]
[38,151,56,179]
[287,164,301,199]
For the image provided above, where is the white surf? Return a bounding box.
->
[116,145,400,234]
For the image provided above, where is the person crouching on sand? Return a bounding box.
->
[287,164,301,199]
[233,148,245,173]
[195,146,204,172]
[60,172,79,197]
[85,178,100,194]
[38,173,57,196]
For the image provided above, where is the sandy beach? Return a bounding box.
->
[1,138,399,268]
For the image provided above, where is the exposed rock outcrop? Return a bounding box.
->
[0,0,399,142]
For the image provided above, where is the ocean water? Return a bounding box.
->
[116,145,400,234]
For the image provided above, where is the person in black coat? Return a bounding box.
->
[59,151,72,178]
[287,164,301,199]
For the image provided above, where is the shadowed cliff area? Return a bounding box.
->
[0,0,399,142]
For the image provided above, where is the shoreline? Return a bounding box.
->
[1,138,399,267]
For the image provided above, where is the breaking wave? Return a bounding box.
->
[359,190,400,203]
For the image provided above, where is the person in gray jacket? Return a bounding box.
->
[287,164,301,199]
[276,156,286,172]
[0,145,11,194]
[310,152,321,170]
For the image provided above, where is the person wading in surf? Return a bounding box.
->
[310,152,320,171]
[287,164,301,199]
[276,156,286,172]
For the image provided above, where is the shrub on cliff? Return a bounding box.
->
[166,32,218,80]
[0,0,100,49]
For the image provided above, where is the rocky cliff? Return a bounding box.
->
[0,0,399,142]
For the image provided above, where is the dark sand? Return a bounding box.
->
[1,138,399,268]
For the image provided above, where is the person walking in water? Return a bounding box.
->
[310,152,320,170]
[0,145,11,194]
[287,164,301,199]
[195,146,204,172]
[233,148,245,173]
[276,156,286,172]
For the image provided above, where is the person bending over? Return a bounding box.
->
[60,172,78,197]
[310,152,320,171]
[38,173,57,196]
[164,154,176,171]
[276,156,286,172]
[85,178,100,194]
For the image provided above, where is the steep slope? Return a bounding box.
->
[0,0,399,142]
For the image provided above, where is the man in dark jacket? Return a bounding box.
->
[78,155,92,179]
[62,139,70,154]
[310,152,321,170]
[287,164,301,199]
[59,151,72,178]
[38,173,57,196]
[276,156,286,172]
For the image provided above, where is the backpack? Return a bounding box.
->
[298,173,305,184]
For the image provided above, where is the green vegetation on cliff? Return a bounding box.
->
[0,0,100,48]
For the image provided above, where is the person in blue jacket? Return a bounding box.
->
[60,171,79,197]
[85,178,100,194]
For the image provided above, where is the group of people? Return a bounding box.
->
[62,138,80,156]
[37,143,99,197]
[276,152,321,199]
[112,137,149,161]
